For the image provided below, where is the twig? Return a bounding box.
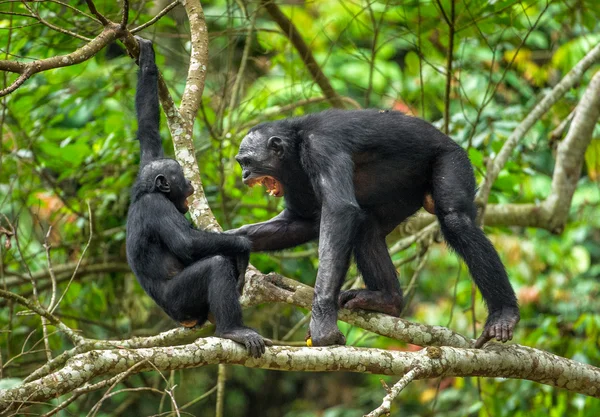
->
[131,0,179,33]
[121,0,129,29]
[215,364,227,417]
[477,41,600,205]
[0,26,122,97]
[364,367,423,417]
[0,289,83,344]
[261,0,345,108]
[51,202,93,314]
[87,360,150,417]
[441,0,455,134]
[227,7,257,130]
[85,0,110,26]
[549,108,576,142]
[22,2,91,41]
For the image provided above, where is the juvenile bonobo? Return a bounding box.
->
[125,38,271,357]
[229,109,519,348]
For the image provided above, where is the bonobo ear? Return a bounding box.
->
[154,174,170,193]
[267,136,284,158]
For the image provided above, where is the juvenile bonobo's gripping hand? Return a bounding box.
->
[217,327,273,358]
[134,36,154,65]
[474,306,520,348]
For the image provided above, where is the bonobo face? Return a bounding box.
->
[144,159,194,213]
[235,129,285,198]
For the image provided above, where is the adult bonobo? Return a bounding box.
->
[126,38,271,357]
[229,109,519,348]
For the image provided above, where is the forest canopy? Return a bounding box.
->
[0,1,599,416]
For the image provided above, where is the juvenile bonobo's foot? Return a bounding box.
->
[474,306,520,348]
[216,327,273,358]
[338,289,404,317]
[308,319,346,346]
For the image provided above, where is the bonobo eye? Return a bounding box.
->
[267,136,284,158]
[235,156,250,166]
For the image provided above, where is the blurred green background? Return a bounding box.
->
[1,0,599,416]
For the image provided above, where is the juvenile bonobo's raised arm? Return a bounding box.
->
[232,110,520,348]
[136,38,163,166]
[125,38,271,357]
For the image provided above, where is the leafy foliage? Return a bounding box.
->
[1,0,599,416]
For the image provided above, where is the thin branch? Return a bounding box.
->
[0,25,122,97]
[22,2,91,41]
[85,0,110,26]
[442,0,455,134]
[51,202,93,313]
[261,0,346,108]
[215,365,227,417]
[477,42,600,205]
[131,0,180,33]
[0,289,83,344]
[120,0,129,29]
[365,366,424,417]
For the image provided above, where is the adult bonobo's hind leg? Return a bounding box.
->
[432,148,520,347]
[339,216,404,316]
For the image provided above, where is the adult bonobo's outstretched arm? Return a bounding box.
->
[232,110,520,348]
[227,209,318,251]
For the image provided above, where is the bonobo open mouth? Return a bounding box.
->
[245,176,284,197]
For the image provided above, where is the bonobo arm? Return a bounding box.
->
[135,37,164,165]
[225,209,318,251]
[309,154,363,346]
[155,200,250,262]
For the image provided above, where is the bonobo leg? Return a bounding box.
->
[432,149,520,347]
[164,256,271,357]
[339,216,403,316]
[207,256,272,357]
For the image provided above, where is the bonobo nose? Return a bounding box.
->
[242,170,250,179]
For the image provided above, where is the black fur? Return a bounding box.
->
[231,109,519,347]
[125,38,270,357]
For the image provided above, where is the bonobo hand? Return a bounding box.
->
[474,306,520,348]
[133,36,153,64]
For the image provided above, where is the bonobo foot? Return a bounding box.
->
[216,327,273,358]
[474,306,520,348]
[338,289,403,317]
[308,319,346,346]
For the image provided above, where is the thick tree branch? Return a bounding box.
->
[1,338,599,413]
[261,0,346,108]
[478,42,600,205]
[542,70,600,232]
[0,25,122,97]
